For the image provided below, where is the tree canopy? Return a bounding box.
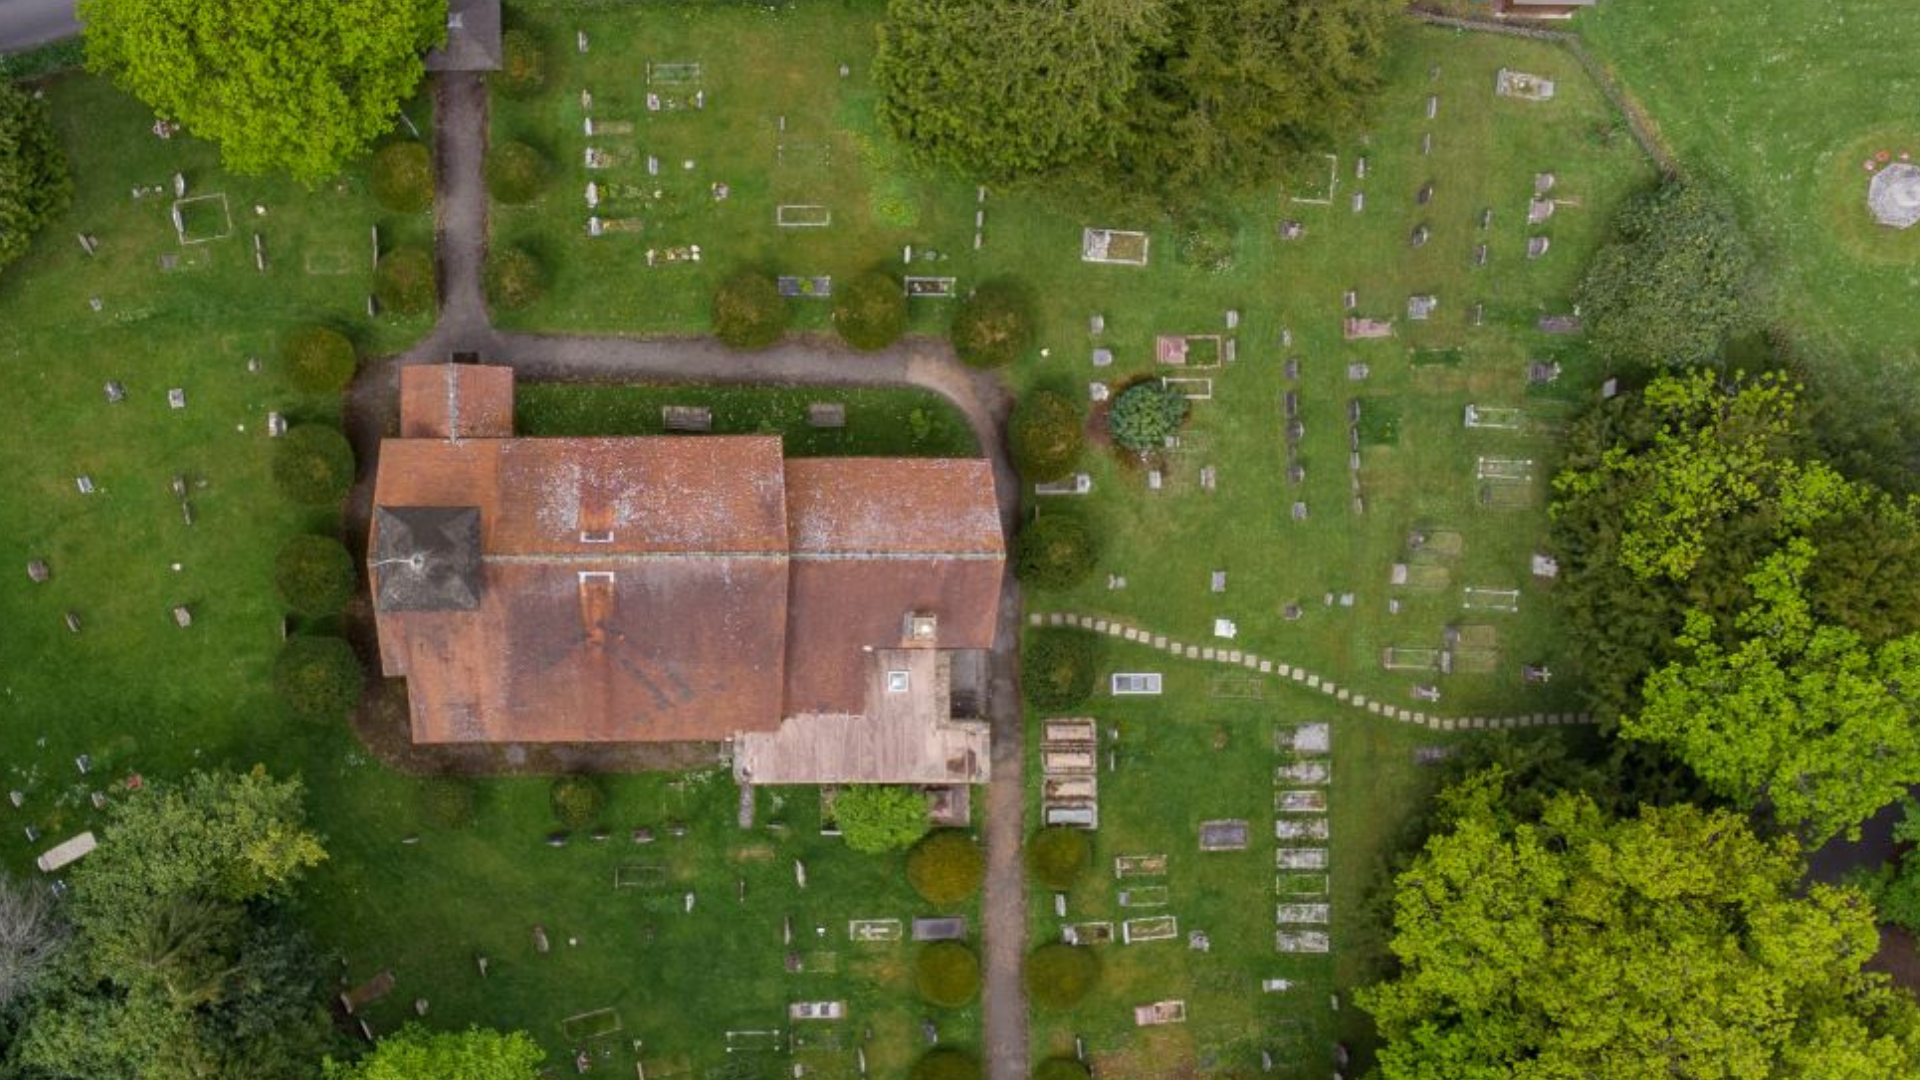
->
[323,1025,545,1080]
[0,78,72,276]
[1359,772,1920,1080]
[78,0,445,181]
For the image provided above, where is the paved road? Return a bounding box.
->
[345,70,1033,1080]
[0,0,78,52]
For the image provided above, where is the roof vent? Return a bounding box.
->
[906,614,938,643]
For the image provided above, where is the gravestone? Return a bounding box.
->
[27,560,49,583]
[104,381,125,403]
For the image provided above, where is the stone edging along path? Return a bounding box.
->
[1034,611,1595,732]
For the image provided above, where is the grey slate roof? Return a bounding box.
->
[372,506,483,612]
[425,0,502,73]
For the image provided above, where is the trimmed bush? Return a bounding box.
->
[1108,381,1189,453]
[485,245,547,311]
[497,29,547,99]
[832,785,930,853]
[833,271,908,351]
[951,280,1033,368]
[1026,827,1091,890]
[907,830,985,904]
[273,636,364,721]
[1026,943,1099,1011]
[550,776,604,830]
[272,534,356,616]
[1034,1061,1091,1080]
[370,142,432,213]
[712,271,789,350]
[374,246,436,316]
[1008,391,1084,482]
[909,1049,981,1080]
[486,140,549,205]
[1013,515,1099,591]
[272,425,356,506]
[915,941,981,1008]
[280,326,358,394]
[417,777,477,829]
[1021,629,1100,710]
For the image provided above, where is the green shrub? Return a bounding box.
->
[1026,827,1091,890]
[1174,206,1237,273]
[549,776,604,830]
[909,1049,980,1080]
[951,280,1033,368]
[1025,943,1099,1010]
[832,785,930,853]
[1009,391,1085,482]
[1034,1060,1091,1080]
[485,245,547,311]
[497,29,547,99]
[273,636,364,721]
[417,777,477,829]
[486,140,549,205]
[0,79,71,276]
[1108,381,1189,453]
[833,272,907,352]
[907,830,985,904]
[272,425,356,506]
[273,534,357,616]
[914,941,981,1008]
[712,271,789,350]
[1021,629,1100,710]
[374,246,436,316]
[280,326,358,394]
[1013,515,1099,590]
[369,142,432,213]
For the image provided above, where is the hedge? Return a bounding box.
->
[1013,515,1099,590]
[914,941,980,1007]
[711,271,788,349]
[370,142,432,213]
[907,830,985,904]
[280,326,358,394]
[951,280,1032,368]
[1008,391,1084,482]
[273,636,365,721]
[1020,629,1100,710]
[485,245,548,311]
[272,534,357,616]
[374,246,436,316]
[1026,827,1091,890]
[272,425,356,506]
[1025,943,1099,1011]
[486,140,549,205]
[833,271,907,352]
[909,1049,981,1080]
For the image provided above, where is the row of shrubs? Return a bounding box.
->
[712,271,1034,366]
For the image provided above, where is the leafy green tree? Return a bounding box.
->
[914,941,980,1007]
[1025,943,1099,1010]
[78,0,444,181]
[711,271,788,350]
[323,1024,545,1080]
[950,280,1033,368]
[374,246,436,316]
[1359,775,1920,1080]
[1009,391,1085,482]
[1107,381,1187,453]
[369,141,432,213]
[1575,179,1765,370]
[1629,542,1920,841]
[831,785,930,853]
[906,830,985,904]
[273,635,366,721]
[1013,514,1099,591]
[273,534,356,616]
[0,78,72,275]
[1021,629,1100,710]
[875,0,1165,180]
[833,271,908,352]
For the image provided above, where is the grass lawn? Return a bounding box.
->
[1580,0,1920,363]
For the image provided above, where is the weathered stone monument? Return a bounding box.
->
[1869,162,1920,229]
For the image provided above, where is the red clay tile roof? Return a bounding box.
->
[400,365,515,439]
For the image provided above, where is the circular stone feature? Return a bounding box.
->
[1868,162,1920,228]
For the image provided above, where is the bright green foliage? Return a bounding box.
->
[78,0,444,182]
[1021,629,1100,710]
[831,785,931,853]
[370,141,432,213]
[909,1049,981,1080]
[0,79,72,275]
[1629,542,1920,842]
[323,1024,546,1080]
[874,0,1164,180]
[1008,391,1085,482]
[416,776,477,830]
[950,280,1033,368]
[1025,943,1099,1011]
[272,533,356,616]
[1013,514,1099,591]
[832,271,907,352]
[375,245,436,315]
[711,271,788,349]
[906,830,985,904]
[1025,827,1090,890]
[1359,775,1920,1080]
[271,424,355,505]
[272,635,365,721]
[914,941,980,1007]
[496,30,547,100]
[1576,179,1765,369]
[1107,380,1188,453]
[485,245,548,311]
[549,776,604,830]
[486,140,549,205]
[279,326,358,394]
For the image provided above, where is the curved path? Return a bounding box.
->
[348,72,1033,1080]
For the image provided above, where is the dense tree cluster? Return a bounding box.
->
[323,1024,545,1080]
[0,79,71,276]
